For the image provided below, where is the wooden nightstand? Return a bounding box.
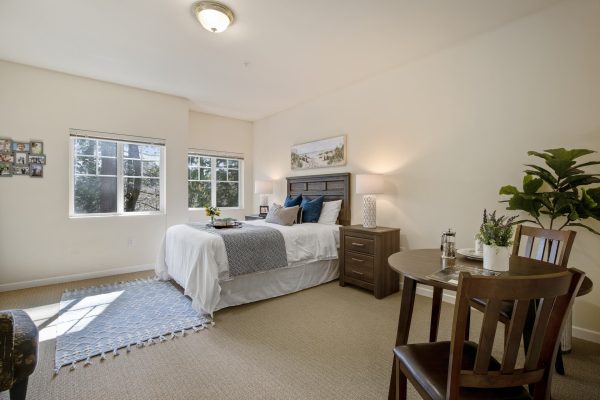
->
[245,215,266,221]
[339,225,400,299]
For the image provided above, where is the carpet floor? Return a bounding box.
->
[0,271,599,400]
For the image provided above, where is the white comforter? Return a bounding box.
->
[155,220,340,315]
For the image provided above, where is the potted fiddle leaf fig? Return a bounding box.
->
[477,209,518,271]
[499,148,600,234]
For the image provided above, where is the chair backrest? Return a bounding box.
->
[512,225,576,266]
[446,268,584,400]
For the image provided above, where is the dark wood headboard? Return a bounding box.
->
[286,173,351,226]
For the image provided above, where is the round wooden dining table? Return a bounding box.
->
[386,248,593,400]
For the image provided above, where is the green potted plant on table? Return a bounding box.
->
[477,209,518,271]
[499,148,600,234]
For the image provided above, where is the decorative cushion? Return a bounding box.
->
[284,194,302,208]
[300,196,324,223]
[318,200,342,225]
[265,204,299,226]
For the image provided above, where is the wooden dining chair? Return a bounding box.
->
[393,268,584,400]
[470,225,577,374]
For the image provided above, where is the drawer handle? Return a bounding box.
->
[351,242,364,247]
[351,258,364,262]
[351,270,364,275]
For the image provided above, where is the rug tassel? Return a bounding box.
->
[180,329,185,337]
[192,325,203,333]
[113,348,119,357]
[84,357,92,366]
[136,341,143,348]
[147,338,155,346]
[70,361,77,371]
[170,332,176,340]
[159,335,166,342]
[126,344,131,353]
[53,367,60,375]
[100,352,106,361]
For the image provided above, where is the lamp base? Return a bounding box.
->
[362,195,377,228]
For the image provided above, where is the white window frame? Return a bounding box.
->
[187,153,244,210]
[69,136,166,217]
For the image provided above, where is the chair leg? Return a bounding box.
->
[395,358,407,400]
[555,349,566,375]
[465,307,471,341]
[10,377,29,400]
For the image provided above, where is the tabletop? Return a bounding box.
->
[388,248,593,296]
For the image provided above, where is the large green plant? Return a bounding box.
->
[499,148,600,234]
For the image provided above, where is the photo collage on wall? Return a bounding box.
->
[0,138,46,177]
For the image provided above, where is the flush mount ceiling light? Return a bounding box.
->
[192,1,235,33]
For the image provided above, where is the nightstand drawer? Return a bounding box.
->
[345,251,374,282]
[345,236,375,254]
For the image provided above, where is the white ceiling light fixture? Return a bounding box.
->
[192,1,235,33]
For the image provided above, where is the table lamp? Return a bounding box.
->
[356,174,384,228]
[254,180,273,216]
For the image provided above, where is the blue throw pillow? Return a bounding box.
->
[300,196,324,223]
[284,194,302,208]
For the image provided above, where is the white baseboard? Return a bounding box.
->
[0,264,154,292]
[410,283,600,345]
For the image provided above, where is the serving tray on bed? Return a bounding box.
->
[206,222,243,229]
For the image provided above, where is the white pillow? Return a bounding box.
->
[318,200,342,225]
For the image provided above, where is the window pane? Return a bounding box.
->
[200,168,211,180]
[123,144,141,158]
[98,141,116,157]
[75,156,96,175]
[216,182,239,207]
[188,156,199,166]
[143,161,160,177]
[188,181,211,208]
[216,168,227,181]
[227,160,239,169]
[188,167,199,180]
[99,157,117,175]
[74,139,96,155]
[216,158,227,168]
[200,157,211,167]
[124,159,142,176]
[141,145,160,161]
[227,169,239,181]
[124,178,160,212]
[74,176,117,213]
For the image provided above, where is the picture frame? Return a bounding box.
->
[13,151,28,165]
[259,205,269,217]
[11,142,31,152]
[0,138,11,154]
[0,153,14,163]
[30,141,43,155]
[28,154,46,165]
[0,163,12,177]
[12,165,30,176]
[30,163,43,178]
[291,135,346,170]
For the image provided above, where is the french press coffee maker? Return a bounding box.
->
[440,228,456,259]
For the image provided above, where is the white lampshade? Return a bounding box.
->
[356,174,384,194]
[193,2,234,33]
[254,180,273,195]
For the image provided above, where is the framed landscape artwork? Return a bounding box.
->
[291,135,346,170]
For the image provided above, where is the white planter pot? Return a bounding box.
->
[483,244,510,271]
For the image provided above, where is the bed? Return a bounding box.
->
[155,173,351,315]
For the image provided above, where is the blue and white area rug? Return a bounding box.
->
[53,278,212,373]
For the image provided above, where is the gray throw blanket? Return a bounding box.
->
[188,223,288,276]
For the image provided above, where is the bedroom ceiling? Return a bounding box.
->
[0,0,560,121]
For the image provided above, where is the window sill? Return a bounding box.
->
[69,211,165,219]
[188,207,244,211]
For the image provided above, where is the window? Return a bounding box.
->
[70,135,164,216]
[188,153,242,209]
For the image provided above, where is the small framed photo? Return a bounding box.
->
[0,138,11,154]
[0,163,12,177]
[0,153,14,163]
[14,151,28,165]
[29,154,46,165]
[30,163,43,178]
[11,142,31,152]
[30,141,43,155]
[259,205,269,217]
[12,165,29,176]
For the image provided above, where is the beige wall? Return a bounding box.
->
[253,0,600,333]
[0,61,191,285]
[188,111,254,221]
